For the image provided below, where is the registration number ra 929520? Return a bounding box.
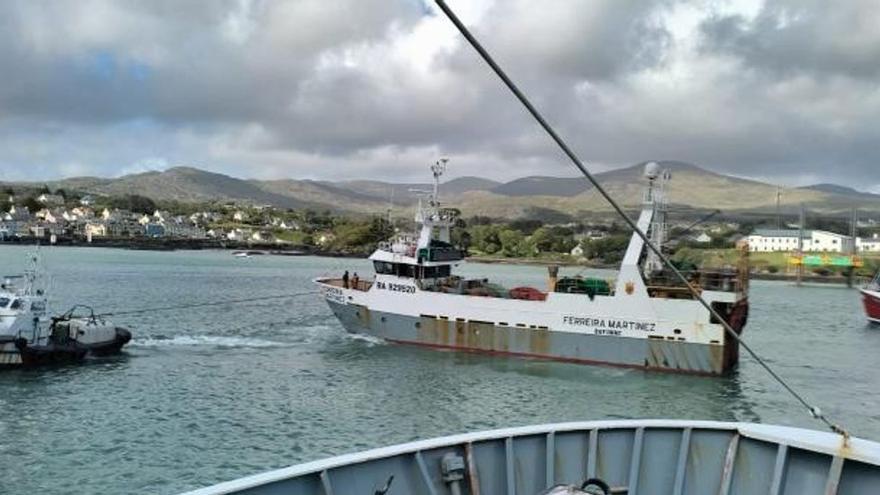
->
[375,281,416,294]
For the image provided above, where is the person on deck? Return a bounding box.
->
[352,273,359,290]
[342,270,350,289]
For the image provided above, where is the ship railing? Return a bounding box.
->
[646,269,744,294]
[351,279,372,291]
[17,322,47,346]
[320,278,373,291]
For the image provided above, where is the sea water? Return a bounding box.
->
[0,245,877,495]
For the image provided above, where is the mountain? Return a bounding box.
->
[5,162,880,218]
[36,167,320,209]
[328,176,500,204]
[802,183,880,200]
[490,176,587,197]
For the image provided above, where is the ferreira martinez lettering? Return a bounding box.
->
[562,315,656,336]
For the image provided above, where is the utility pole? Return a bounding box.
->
[797,204,805,287]
[776,186,782,229]
[848,207,857,288]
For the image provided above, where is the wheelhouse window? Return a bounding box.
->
[0,297,9,308]
[421,265,451,279]
[374,261,417,278]
[9,299,21,310]
[395,264,417,278]
[373,261,395,275]
[375,261,449,279]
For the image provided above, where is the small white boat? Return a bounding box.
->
[0,254,50,367]
[233,251,251,259]
[0,251,131,368]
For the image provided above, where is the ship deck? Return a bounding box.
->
[182,420,880,495]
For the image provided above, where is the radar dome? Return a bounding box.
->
[644,162,660,179]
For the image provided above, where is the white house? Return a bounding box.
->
[72,207,93,218]
[37,193,64,205]
[693,232,712,244]
[857,234,880,253]
[570,244,584,257]
[747,229,855,253]
[85,223,108,238]
[35,209,58,224]
[227,228,249,241]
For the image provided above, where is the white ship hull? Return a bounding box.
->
[317,277,747,375]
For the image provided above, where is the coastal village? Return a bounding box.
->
[0,191,304,247]
[2,186,880,279]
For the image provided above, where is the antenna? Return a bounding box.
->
[430,158,448,206]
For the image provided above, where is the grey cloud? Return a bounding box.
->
[0,0,422,124]
[0,0,878,192]
[700,0,880,79]
[469,0,674,81]
[269,0,676,155]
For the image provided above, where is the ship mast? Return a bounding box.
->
[643,163,670,276]
[416,158,452,249]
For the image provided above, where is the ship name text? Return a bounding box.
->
[562,315,656,336]
[322,286,345,304]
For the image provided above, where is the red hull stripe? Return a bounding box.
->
[383,337,721,377]
[863,290,880,321]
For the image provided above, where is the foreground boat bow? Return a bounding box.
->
[183,420,880,494]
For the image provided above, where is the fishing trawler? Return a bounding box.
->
[316,161,749,376]
[0,251,131,367]
[861,270,880,324]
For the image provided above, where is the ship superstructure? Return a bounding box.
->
[316,162,749,375]
[0,251,49,366]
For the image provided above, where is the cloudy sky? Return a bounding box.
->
[1,0,879,191]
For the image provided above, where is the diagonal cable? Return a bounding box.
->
[434,0,846,436]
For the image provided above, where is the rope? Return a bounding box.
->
[95,290,319,318]
[434,0,847,437]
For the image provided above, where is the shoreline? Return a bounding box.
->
[0,236,361,258]
[1,238,869,285]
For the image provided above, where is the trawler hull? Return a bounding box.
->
[862,288,880,324]
[327,300,740,375]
